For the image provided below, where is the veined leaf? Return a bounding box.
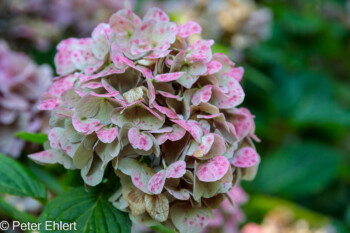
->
[0,154,46,199]
[39,186,131,233]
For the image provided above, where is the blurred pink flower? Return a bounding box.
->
[0,41,52,157]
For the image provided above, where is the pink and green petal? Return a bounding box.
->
[128,128,153,151]
[97,127,119,143]
[171,119,203,143]
[154,72,185,82]
[197,156,230,182]
[177,21,202,38]
[148,170,167,194]
[186,39,214,63]
[231,147,260,168]
[191,85,213,106]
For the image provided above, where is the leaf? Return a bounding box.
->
[244,142,341,197]
[39,186,131,233]
[0,154,46,199]
[15,132,48,144]
[26,161,64,195]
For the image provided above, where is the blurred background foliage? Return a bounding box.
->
[1,0,350,232]
[240,0,350,232]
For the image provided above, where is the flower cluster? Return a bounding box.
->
[202,185,248,233]
[0,0,133,50]
[29,7,260,233]
[0,40,52,157]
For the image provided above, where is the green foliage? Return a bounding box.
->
[39,186,131,233]
[244,142,341,197]
[0,154,46,200]
[242,0,350,231]
[26,161,64,195]
[15,132,48,144]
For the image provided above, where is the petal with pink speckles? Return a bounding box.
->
[170,203,211,233]
[145,50,171,59]
[46,75,77,97]
[70,38,102,74]
[155,124,186,144]
[177,21,202,38]
[205,60,222,75]
[176,73,199,88]
[72,116,102,135]
[48,127,64,149]
[188,61,207,76]
[157,91,183,101]
[29,149,73,169]
[186,39,214,63]
[211,82,245,109]
[143,7,169,22]
[198,120,210,134]
[232,113,252,139]
[128,128,153,151]
[152,102,178,119]
[191,85,213,106]
[81,156,104,186]
[166,161,186,178]
[154,72,185,82]
[224,67,244,82]
[54,38,77,75]
[148,170,167,194]
[97,127,119,143]
[231,147,260,168]
[197,156,230,182]
[110,42,128,69]
[165,187,190,200]
[118,158,152,194]
[91,23,110,60]
[81,82,103,89]
[171,119,203,143]
[112,104,165,131]
[79,64,126,82]
[191,134,215,158]
[89,91,119,98]
[131,20,177,55]
[38,99,60,110]
[152,21,177,51]
[109,9,141,35]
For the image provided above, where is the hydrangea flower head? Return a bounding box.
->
[29,7,260,233]
[0,40,52,157]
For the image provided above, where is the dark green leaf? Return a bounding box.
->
[27,161,64,195]
[15,132,48,144]
[0,154,46,199]
[39,186,131,233]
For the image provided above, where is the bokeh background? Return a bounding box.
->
[1,0,349,232]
